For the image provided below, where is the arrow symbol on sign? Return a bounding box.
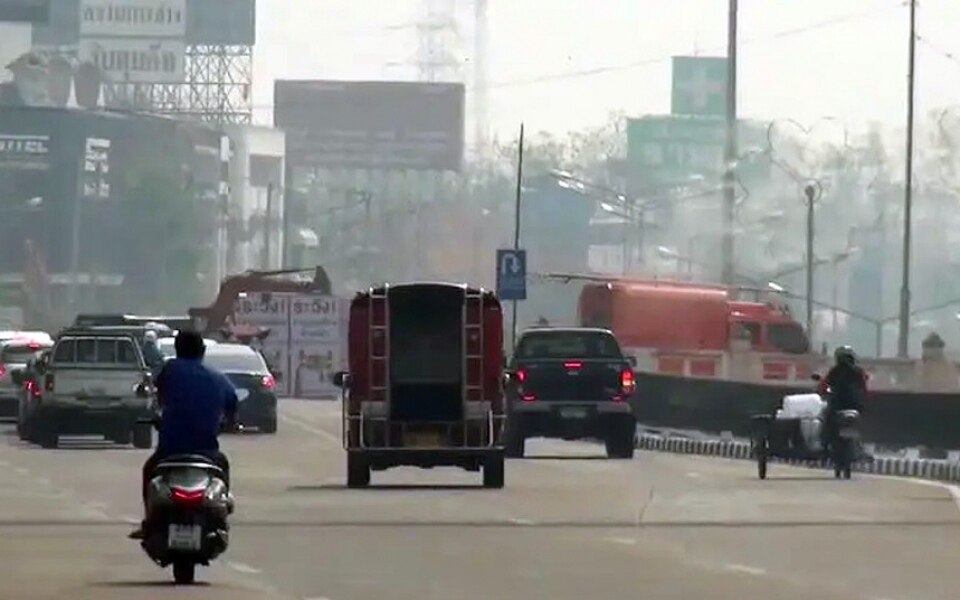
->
[501,252,521,276]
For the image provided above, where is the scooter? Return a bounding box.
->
[136,417,235,584]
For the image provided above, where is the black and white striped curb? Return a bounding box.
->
[635,433,960,483]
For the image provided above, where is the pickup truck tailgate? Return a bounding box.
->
[517,359,626,401]
[52,368,142,399]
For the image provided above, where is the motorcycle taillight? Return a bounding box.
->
[170,488,205,506]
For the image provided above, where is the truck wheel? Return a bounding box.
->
[346,453,370,488]
[132,424,153,449]
[504,433,525,458]
[483,455,505,488]
[38,426,58,449]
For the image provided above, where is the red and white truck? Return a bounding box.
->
[333,282,507,488]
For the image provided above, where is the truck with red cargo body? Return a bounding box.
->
[577,279,809,355]
[333,282,506,488]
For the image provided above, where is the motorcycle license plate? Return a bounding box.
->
[560,408,587,419]
[167,524,202,551]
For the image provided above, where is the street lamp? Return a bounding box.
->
[802,181,823,343]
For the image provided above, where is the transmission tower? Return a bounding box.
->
[415,0,462,82]
[110,45,253,124]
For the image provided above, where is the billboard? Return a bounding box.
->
[32,0,255,46]
[78,37,186,82]
[671,56,727,118]
[0,0,49,23]
[274,80,465,172]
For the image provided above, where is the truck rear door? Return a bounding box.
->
[50,337,146,399]
[512,330,630,402]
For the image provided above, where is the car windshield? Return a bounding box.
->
[204,352,267,373]
[517,331,622,359]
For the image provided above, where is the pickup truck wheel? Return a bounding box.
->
[483,455,505,488]
[38,427,58,449]
[605,431,635,459]
[346,454,370,488]
[132,425,153,449]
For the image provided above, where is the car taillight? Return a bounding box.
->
[261,375,275,390]
[563,361,582,370]
[26,380,41,398]
[0,363,6,378]
[620,369,635,393]
[515,369,527,383]
[44,374,54,392]
[170,488,205,505]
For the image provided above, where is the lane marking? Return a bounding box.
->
[279,413,341,445]
[604,536,637,546]
[508,517,535,526]
[227,561,263,575]
[888,476,960,514]
[685,472,702,479]
[724,563,767,576]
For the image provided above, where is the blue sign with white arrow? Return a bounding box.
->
[496,249,527,301]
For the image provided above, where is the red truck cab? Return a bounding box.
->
[334,282,506,488]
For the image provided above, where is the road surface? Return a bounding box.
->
[0,400,956,600]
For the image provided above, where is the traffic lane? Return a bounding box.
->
[0,402,958,599]
[0,526,299,600]
[230,524,857,600]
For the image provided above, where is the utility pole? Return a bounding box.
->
[510,123,524,350]
[263,182,273,269]
[721,0,739,285]
[897,0,917,358]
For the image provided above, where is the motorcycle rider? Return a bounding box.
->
[129,329,238,540]
[141,329,165,372]
[817,345,867,451]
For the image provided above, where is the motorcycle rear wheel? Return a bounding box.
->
[173,560,195,584]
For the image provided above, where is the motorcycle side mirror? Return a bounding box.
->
[332,371,350,389]
[502,370,515,384]
[811,373,822,382]
[627,356,638,368]
[135,382,151,398]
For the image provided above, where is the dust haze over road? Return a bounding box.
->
[0,400,955,600]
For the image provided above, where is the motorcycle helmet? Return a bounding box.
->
[834,345,856,366]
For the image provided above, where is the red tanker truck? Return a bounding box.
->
[333,282,506,488]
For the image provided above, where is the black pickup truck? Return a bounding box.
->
[503,327,637,459]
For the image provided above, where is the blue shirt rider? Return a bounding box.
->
[130,330,238,539]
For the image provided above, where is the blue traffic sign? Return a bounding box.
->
[496,249,527,301]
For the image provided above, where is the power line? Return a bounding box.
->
[917,35,960,69]
[249,2,905,112]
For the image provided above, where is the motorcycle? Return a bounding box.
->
[136,415,236,584]
[813,374,862,480]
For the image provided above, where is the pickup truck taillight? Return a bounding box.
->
[44,374,54,392]
[620,368,635,394]
[261,375,275,390]
[0,363,6,378]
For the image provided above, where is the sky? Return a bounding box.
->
[253,0,960,142]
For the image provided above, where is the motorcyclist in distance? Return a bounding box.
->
[141,329,165,372]
[817,345,867,451]
[129,329,238,540]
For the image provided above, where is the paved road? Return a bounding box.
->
[0,400,956,600]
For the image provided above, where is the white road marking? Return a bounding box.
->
[279,413,341,445]
[888,476,960,514]
[604,536,637,546]
[227,561,263,575]
[14,467,28,475]
[685,472,702,479]
[724,563,767,576]
[508,517,535,526]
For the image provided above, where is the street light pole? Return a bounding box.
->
[803,183,819,343]
[897,0,918,358]
[721,0,739,285]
